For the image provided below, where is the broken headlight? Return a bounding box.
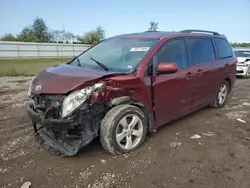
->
[61,83,104,118]
[28,76,36,96]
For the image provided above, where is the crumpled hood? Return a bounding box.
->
[31,64,118,94]
[237,57,250,63]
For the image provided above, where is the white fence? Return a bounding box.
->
[0,41,92,59]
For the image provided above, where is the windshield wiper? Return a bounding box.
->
[90,57,109,71]
[70,56,81,66]
[76,58,81,66]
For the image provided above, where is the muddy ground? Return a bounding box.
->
[0,77,250,188]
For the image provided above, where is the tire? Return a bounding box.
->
[243,67,250,79]
[100,104,148,155]
[210,80,229,108]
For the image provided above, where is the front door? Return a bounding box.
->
[185,38,217,106]
[152,38,195,127]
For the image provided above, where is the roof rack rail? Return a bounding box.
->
[180,29,220,35]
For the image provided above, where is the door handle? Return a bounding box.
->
[185,72,193,80]
[195,69,203,76]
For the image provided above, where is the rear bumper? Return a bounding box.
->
[24,101,96,156]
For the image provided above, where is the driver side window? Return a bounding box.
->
[154,38,188,70]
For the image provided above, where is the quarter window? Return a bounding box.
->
[154,39,188,69]
[214,38,233,59]
[186,38,216,66]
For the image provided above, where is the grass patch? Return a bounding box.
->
[0,58,73,77]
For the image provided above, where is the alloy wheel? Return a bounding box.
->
[246,67,250,78]
[115,114,143,150]
[218,84,228,105]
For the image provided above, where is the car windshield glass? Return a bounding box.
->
[70,38,159,72]
[234,50,250,57]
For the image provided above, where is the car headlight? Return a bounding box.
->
[239,63,249,67]
[61,83,104,118]
[28,76,36,96]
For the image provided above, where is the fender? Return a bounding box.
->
[108,96,155,132]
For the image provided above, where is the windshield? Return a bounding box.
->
[70,38,159,72]
[234,50,250,57]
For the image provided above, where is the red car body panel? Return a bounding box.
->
[32,64,119,94]
[25,31,237,156]
[135,34,236,128]
[31,33,237,130]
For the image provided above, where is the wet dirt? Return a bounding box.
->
[0,77,250,188]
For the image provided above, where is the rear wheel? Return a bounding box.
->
[100,104,148,155]
[210,80,229,108]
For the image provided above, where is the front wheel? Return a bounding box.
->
[100,104,148,155]
[244,67,250,79]
[210,81,229,108]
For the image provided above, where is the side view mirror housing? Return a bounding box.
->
[157,62,178,74]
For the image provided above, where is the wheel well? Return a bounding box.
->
[133,104,153,132]
[108,101,152,132]
[225,78,231,92]
[108,97,154,132]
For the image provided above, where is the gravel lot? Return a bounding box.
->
[0,77,250,188]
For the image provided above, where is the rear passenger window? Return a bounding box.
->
[155,39,188,69]
[186,38,216,66]
[214,38,233,59]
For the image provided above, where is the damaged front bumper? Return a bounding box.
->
[24,101,99,156]
[237,65,248,76]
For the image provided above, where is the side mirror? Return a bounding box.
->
[157,62,178,74]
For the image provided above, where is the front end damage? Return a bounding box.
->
[24,94,104,156]
[24,71,152,156]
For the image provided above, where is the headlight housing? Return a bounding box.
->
[28,76,36,96]
[238,62,249,67]
[61,83,104,118]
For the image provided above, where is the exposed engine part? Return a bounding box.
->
[25,96,105,156]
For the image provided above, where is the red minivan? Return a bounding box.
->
[24,30,237,156]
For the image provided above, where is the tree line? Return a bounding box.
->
[1,18,249,47]
[230,42,250,48]
[0,17,105,45]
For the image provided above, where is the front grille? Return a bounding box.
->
[32,95,63,117]
[237,70,244,73]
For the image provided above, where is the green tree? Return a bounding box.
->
[17,26,35,42]
[77,26,105,45]
[230,42,250,48]
[0,33,16,41]
[17,17,51,42]
[148,21,158,31]
[32,17,51,42]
